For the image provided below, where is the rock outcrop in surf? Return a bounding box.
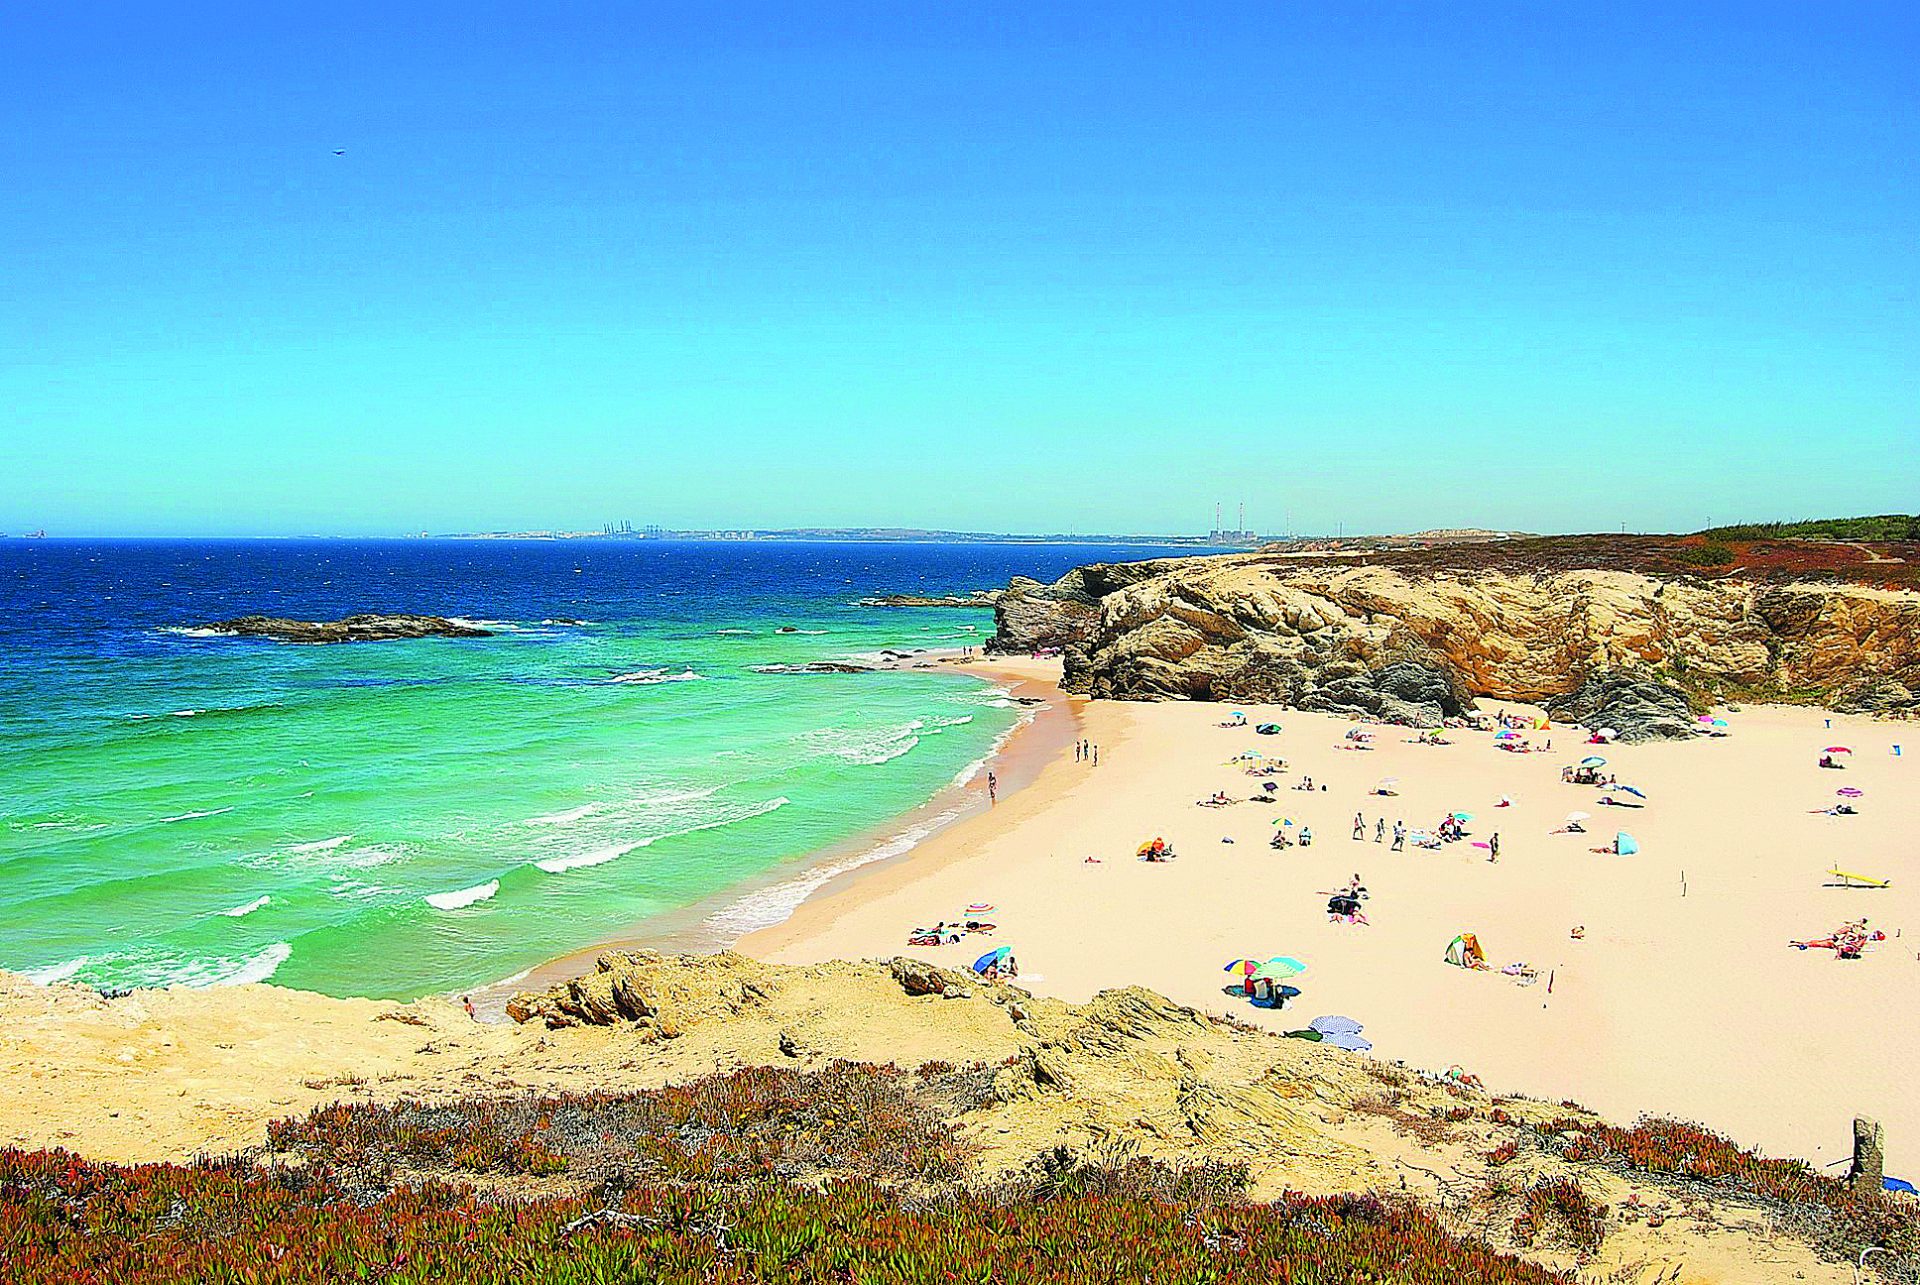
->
[193,614,495,643]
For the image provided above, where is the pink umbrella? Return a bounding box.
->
[1825,746,1853,754]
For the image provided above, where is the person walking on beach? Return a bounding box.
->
[1352,811,1365,841]
[462,995,477,1020]
[1092,744,1099,766]
[1391,821,1405,851]
[1488,832,1500,863]
[1374,817,1385,843]
[1074,741,1082,763]
[987,770,997,804]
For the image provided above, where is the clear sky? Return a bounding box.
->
[4,2,1915,538]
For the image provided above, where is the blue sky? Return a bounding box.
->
[4,2,1915,537]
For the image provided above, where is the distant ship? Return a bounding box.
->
[23,529,46,539]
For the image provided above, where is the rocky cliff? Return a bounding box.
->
[993,553,1920,735]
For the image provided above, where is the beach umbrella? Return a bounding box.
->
[1377,777,1398,787]
[1825,746,1852,754]
[1223,958,1266,976]
[1494,730,1519,739]
[1565,811,1591,823]
[1580,755,1607,767]
[1710,718,1729,727]
[1598,727,1619,740]
[1614,832,1640,855]
[1697,714,1714,723]
[965,902,994,915]
[1320,1031,1373,1052]
[1254,956,1306,980]
[1612,785,1647,799]
[1451,811,1474,822]
[1308,1014,1363,1036]
[1272,816,1295,826]
[1837,787,1864,798]
[972,945,1013,974]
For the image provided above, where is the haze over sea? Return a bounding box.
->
[0,539,1179,999]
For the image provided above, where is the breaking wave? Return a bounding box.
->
[220,894,271,918]
[425,879,500,910]
[159,807,234,824]
[608,668,706,684]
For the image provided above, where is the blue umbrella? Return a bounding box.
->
[1613,785,1647,798]
[1320,1031,1373,1052]
[1580,755,1607,767]
[1615,832,1640,856]
[972,945,1013,973]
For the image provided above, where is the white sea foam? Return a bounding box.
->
[25,956,90,985]
[287,835,352,854]
[535,841,642,874]
[608,668,706,684]
[160,626,238,639]
[220,894,271,918]
[159,807,234,823]
[426,879,500,910]
[799,722,925,766]
[705,809,961,938]
[715,628,754,635]
[211,942,292,986]
[526,804,598,826]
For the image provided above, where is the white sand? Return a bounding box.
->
[747,660,1920,1175]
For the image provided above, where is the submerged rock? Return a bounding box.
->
[194,614,493,644]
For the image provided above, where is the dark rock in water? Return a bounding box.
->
[196,614,493,644]
[774,626,799,634]
[1545,669,1698,742]
[750,661,875,675]
[860,590,1001,608]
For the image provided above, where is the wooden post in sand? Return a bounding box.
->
[1849,1116,1885,1194]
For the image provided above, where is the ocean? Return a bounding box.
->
[0,539,1182,1000]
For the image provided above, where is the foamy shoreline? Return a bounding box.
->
[479,654,1076,1009]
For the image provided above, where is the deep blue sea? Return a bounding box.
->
[0,539,1183,999]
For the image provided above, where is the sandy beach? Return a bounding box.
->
[745,658,1920,1175]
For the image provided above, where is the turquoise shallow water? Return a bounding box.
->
[0,539,1191,1000]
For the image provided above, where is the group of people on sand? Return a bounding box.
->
[1073,740,1100,765]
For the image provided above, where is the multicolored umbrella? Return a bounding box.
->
[1494,730,1520,739]
[965,902,995,915]
[1223,958,1267,976]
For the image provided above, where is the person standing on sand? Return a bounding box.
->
[1488,832,1500,863]
[1092,744,1099,766]
[462,995,477,1020]
[987,771,997,804]
[1074,742,1081,763]
[1375,817,1385,843]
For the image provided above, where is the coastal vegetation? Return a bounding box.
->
[0,1062,1582,1284]
[1697,515,1920,542]
[9,1061,1916,1282]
